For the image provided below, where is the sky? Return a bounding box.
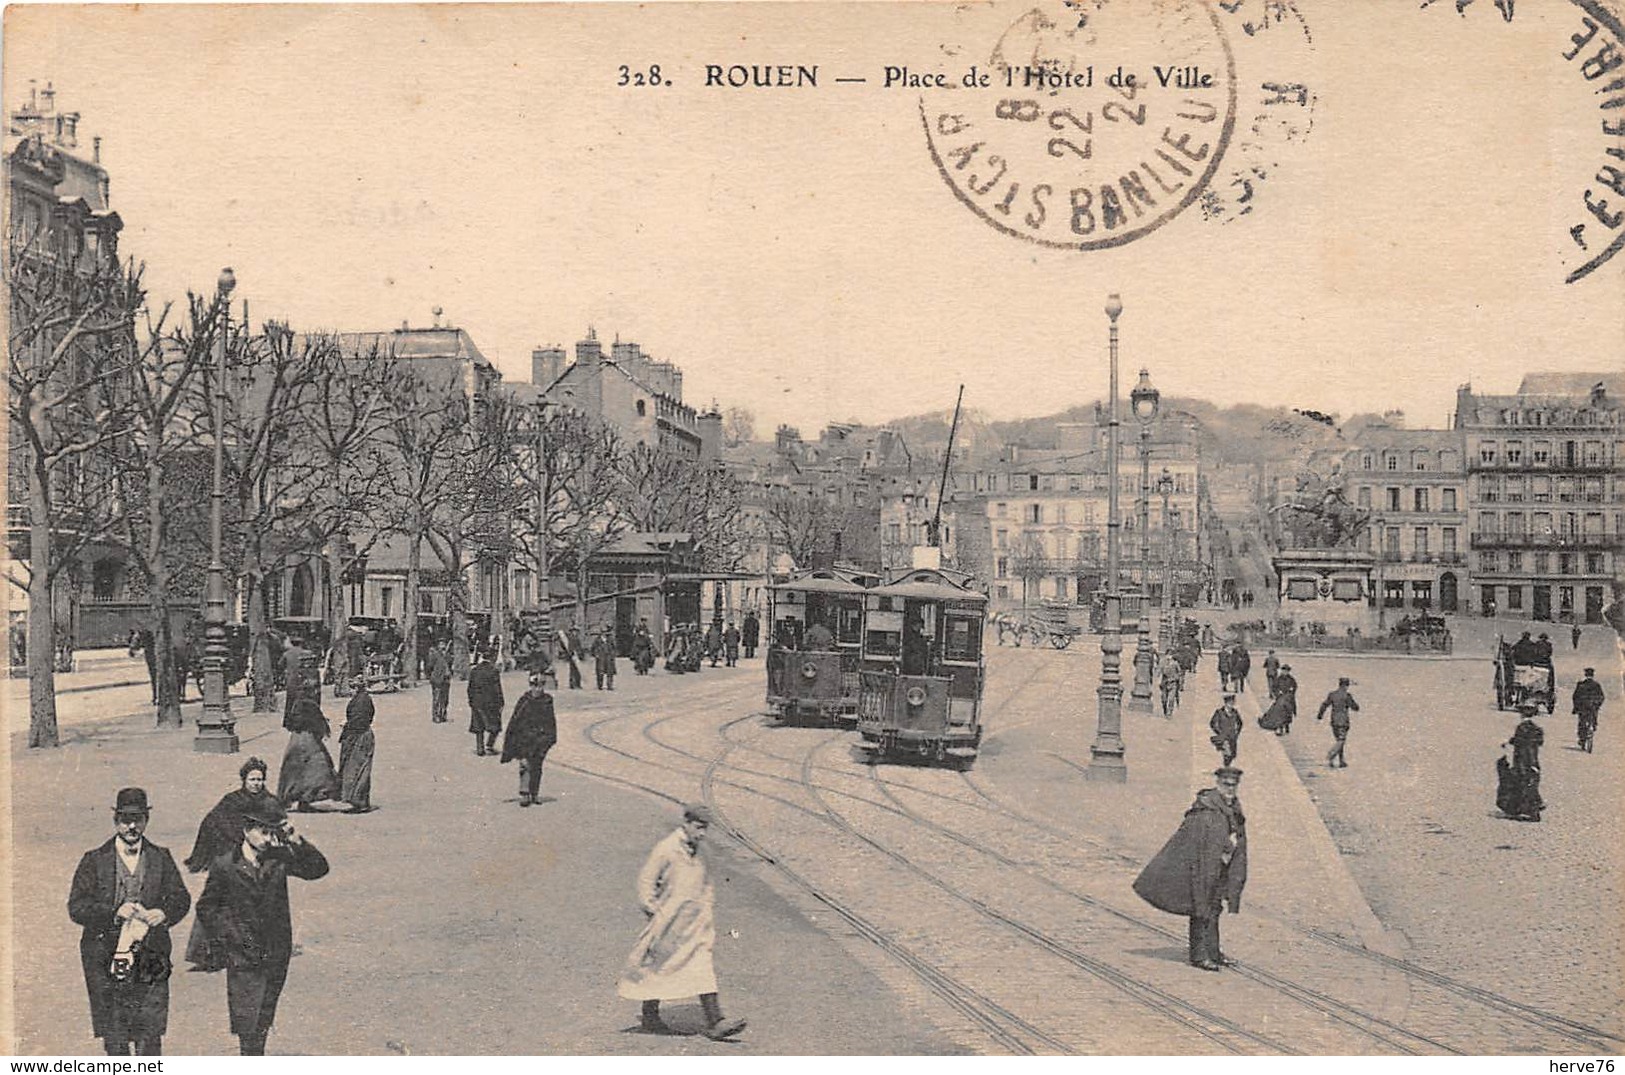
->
[5,1,1622,436]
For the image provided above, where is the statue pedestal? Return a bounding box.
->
[1271,549,1376,630]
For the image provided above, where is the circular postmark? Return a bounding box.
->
[922,0,1239,249]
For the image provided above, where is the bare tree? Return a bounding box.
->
[762,489,839,570]
[1009,531,1049,613]
[111,291,225,728]
[6,231,142,747]
[615,443,746,571]
[549,411,626,631]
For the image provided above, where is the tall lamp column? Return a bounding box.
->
[1128,369,1159,712]
[1158,468,1175,656]
[534,400,553,666]
[1088,294,1128,782]
[195,267,239,754]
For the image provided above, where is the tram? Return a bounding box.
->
[765,567,878,725]
[855,567,988,768]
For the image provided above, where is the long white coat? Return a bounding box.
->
[617,829,718,1000]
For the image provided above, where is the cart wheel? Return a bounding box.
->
[1051,634,1070,650]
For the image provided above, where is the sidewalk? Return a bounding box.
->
[4,650,152,696]
[7,669,963,1056]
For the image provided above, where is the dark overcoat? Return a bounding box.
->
[743,614,760,649]
[467,662,505,733]
[194,839,328,1035]
[1209,705,1242,743]
[592,636,618,675]
[501,688,558,763]
[67,838,192,1041]
[1133,790,1248,916]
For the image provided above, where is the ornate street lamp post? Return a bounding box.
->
[1128,369,1159,712]
[533,399,554,666]
[1158,468,1176,657]
[1088,294,1128,782]
[195,268,239,753]
[1375,514,1389,630]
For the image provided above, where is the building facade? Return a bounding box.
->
[1341,426,1468,614]
[1455,374,1624,624]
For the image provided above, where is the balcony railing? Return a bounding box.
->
[1470,530,1620,549]
[1469,458,1617,473]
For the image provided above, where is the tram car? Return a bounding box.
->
[765,568,877,725]
[856,567,988,767]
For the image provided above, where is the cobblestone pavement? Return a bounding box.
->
[1267,629,1625,1037]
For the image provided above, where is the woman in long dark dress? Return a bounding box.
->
[338,680,376,813]
[1501,705,1545,822]
[278,697,341,812]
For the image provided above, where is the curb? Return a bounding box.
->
[1227,689,1405,959]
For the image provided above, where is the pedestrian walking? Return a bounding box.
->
[1159,657,1183,716]
[67,788,191,1056]
[277,698,340,811]
[1208,693,1242,766]
[618,804,747,1041]
[1263,650,1280,699]
[281,637,317,727]
[1316,676,1360,768]
[1498,704,1545,822]
[426,638,452,723]
[1571,622,1583,650]
[183,758,280,969]
[338,679,376,813]
[1133,767,1248,972]
[724,622,740,667]
[501,672,558,807]
[705,622,723,667]
[558,625,583,690]
[171,636,192,703]
[742,610,760,659]
[1216,645,1234,693]
[1573,667,1605,752]
[468,650,505,756]
[631,620,655,675]
[592,628,618,690]
[1232,644,1251,694]
[194,800,329,1055]
[1273,664,1298,734]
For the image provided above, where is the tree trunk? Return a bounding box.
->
[247,572,276,712]
[449,567,470,680]
[26,450,60,748]
[576,560,590,639]
[405,532,423,688]
[326,539,351,696]
[146,456,184,728]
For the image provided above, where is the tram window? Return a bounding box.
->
[943,616,981,662]
[866,629,902,657]
[838,606,862,644]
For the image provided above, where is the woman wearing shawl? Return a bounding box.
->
[182,758,279,969]
[277,697,340,812]
[338,679,376,813]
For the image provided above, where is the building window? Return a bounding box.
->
[1443,488,1457,511]
[1413,527,1428,556]
[1027,504,1042,523]
[887,523,902,543]
[1411,581,1432,608]
[1480,443,1498,465]
[1054,576,1069,599]
[1028,474,1040,491]
[636,399,647,417]
[1560,553,1575,575]
[1357,486,1371,508]
[996,557,1009,578]
[996,584,1010,600]
[1479,551,1499,572]
[1385,527,1401,556]
[1505,476,1525,502]
[1585,440,1603,465]
[1507,586,1523,611]
[1413,451,1428,471]
[1505,442,1524,465]
[1479,475,1499,502]
[1386,453,1399,471]
[995,528,1008,549]
[1534,553,1550,574]
[1361,453,1373,470]
[1508,551,1522,572]
[1586,552,1604,573]
[1442,527,1457,553]
[1387,487,1402,511]
[995,502,1008,517]
[1532,441,1551,465]
[1414,488,1429,512]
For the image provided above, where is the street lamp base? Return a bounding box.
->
[193,725,239,754]
[1085,748,1129,782]
[1128,689,1155,713]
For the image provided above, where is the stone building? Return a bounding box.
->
[1455,373,1624,624]
[1340,423,1469,614]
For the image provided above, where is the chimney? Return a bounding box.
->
[28,80,37,109]
[92,136,101,163]
[431,306,443,328]
[532,346,566,386]
[575,332,603,367]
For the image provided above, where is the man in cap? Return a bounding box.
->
[1316,676,1361,768]
[501,671,559,806]
[195,799,329,1055]
[1573,667,1605,753]
[67,788,192,1055]
[618,803,746,1041]
[1134,767,1248,971]
[1272,663,1299,735]
[1263,649,1281,699]
[1209,692,1242,766]
[425,637,453,723]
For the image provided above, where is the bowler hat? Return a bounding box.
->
[1584,667,1596,676]
[1222,692,1236,701]
[241,800,289,830]
[113,787,151,817]
[1214,766,1244,781]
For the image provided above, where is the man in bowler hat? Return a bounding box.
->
[195,798,329,1055]
[1134,767,1249,971]
[67,788,192,1055]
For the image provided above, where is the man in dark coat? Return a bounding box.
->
[631,620,655,675]
[1316,676,1360,768]
[172,636,193,703]
[705,621,723,667]
[1573,667,1605,752]
[1133,767,1248,971]
[426,638,452,724]
[467,650,505,755]
[1232,645,1251,693]
[68,788,192,1056]
[742,611,760,659]
[591,628,618,690]
[131,628,158,705]
[1511,630,1538,665]
[1263,650,1280,699]
[724,622,741,667]
[1209,693,1242,765]
[557,625,583,690]
[501,672,559,807]
[1216,645,1234,693]
[195,799,329,1055]
[1269,664,1299,735]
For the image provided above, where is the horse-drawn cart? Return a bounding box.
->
[1493,635,1555,713]
[992,602,1082,649]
